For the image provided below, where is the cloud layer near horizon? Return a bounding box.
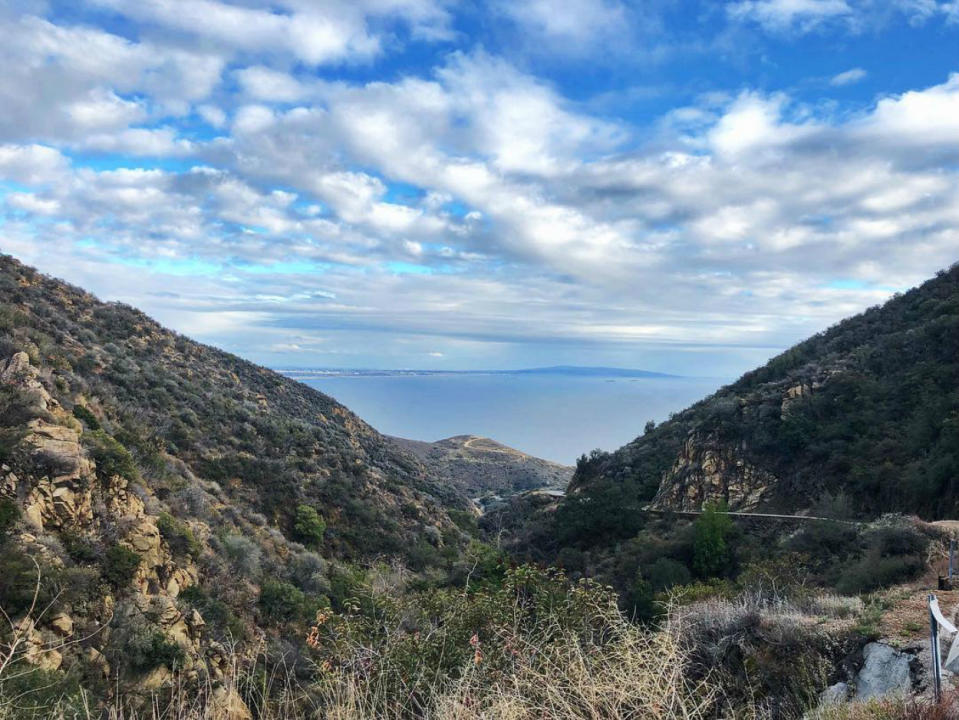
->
[0,0,957,374]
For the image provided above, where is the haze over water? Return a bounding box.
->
[298,372,725,465]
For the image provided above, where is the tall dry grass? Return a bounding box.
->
[319,612,715,720]
[2,608,716,720]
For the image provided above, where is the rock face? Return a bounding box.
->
[855,643,914,699]
[0,351,209,695]
[651,431,777,511]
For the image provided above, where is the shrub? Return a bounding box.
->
[222,534,262,577]
[179,585,246,641]
[61,531,98,564]
[103,544,141,590]
[139,632,185,671]
[157,512,200,557]
[85,430,138,483]
[110,614,186,675]
[0,668,87,718]
[259,579,305,623]
[293,504,326,547]
[71,404,100,430]
[836,554,923,595]
[647,557,692,592]
[0,548,60,617]
[0,498,19,536]
[289,550,330,594]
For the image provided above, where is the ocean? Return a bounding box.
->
[296,372,726,465]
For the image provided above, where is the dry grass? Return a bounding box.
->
[3,611,716,720]
[811,692,959,720]
[319,613,715,720]
[0,577,887,720]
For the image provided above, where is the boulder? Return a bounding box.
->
[855,642,913,699]
[49,612,73,636]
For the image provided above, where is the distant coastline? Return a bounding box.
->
[276,365,683,379]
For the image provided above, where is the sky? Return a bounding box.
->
[0,0,957,376]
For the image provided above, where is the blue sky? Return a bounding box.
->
[0,0,957,376]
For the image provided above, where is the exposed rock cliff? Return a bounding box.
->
[651,431,776,511]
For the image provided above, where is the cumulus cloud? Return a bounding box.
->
[87,0,452,65]
[1,1,957,375]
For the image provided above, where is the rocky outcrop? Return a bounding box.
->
[854,642,915,699]
[1,351,208,695]
[1,352,52,409]
[651,431,777,511]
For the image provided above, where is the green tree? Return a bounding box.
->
[293,504,326,547]
[692,501,734,578]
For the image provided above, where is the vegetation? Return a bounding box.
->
[293,504,327,547]
[1,254,958,716]
[692,501,734,578]
[568,262,959,519]
[102,544,141,590]
[157,511,201,558]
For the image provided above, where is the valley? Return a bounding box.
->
[1,255,958,719]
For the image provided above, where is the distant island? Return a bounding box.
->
[277,365,681,379]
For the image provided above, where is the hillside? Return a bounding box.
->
[389,434,572,497]
[564,262,959,531]
[0,254,471,700]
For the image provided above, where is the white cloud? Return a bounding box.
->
[728,0,852,32]
[7,193,61,215]
[830,67,867,85]
[497,0,628,48]
[860,73,959,147]
[0,144,69,184]
[87,0,452,65]
[728,0,959,33]
[197,105,227,128]
[2,2,958,376]
[236,66,308,103]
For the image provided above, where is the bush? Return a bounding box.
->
[222,534,262,577]
[646,557,692,592]
[84,430,137,483]
[836,554,923,595]
[103,544,141,590]
[178,585,246,641]
[259,579,305,623]
[0,668,87,718]
[61,531,98,564]
[157,512,200,557]
[139,632,185,672]
[0,548,60,617]
[111,614,186,675]
[71,404,100,430]
[0,498,19,536]
[293,504,326,547]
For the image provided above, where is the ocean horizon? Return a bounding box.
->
[288,368,727,465]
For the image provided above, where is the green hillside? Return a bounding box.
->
[565,262,959,533]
